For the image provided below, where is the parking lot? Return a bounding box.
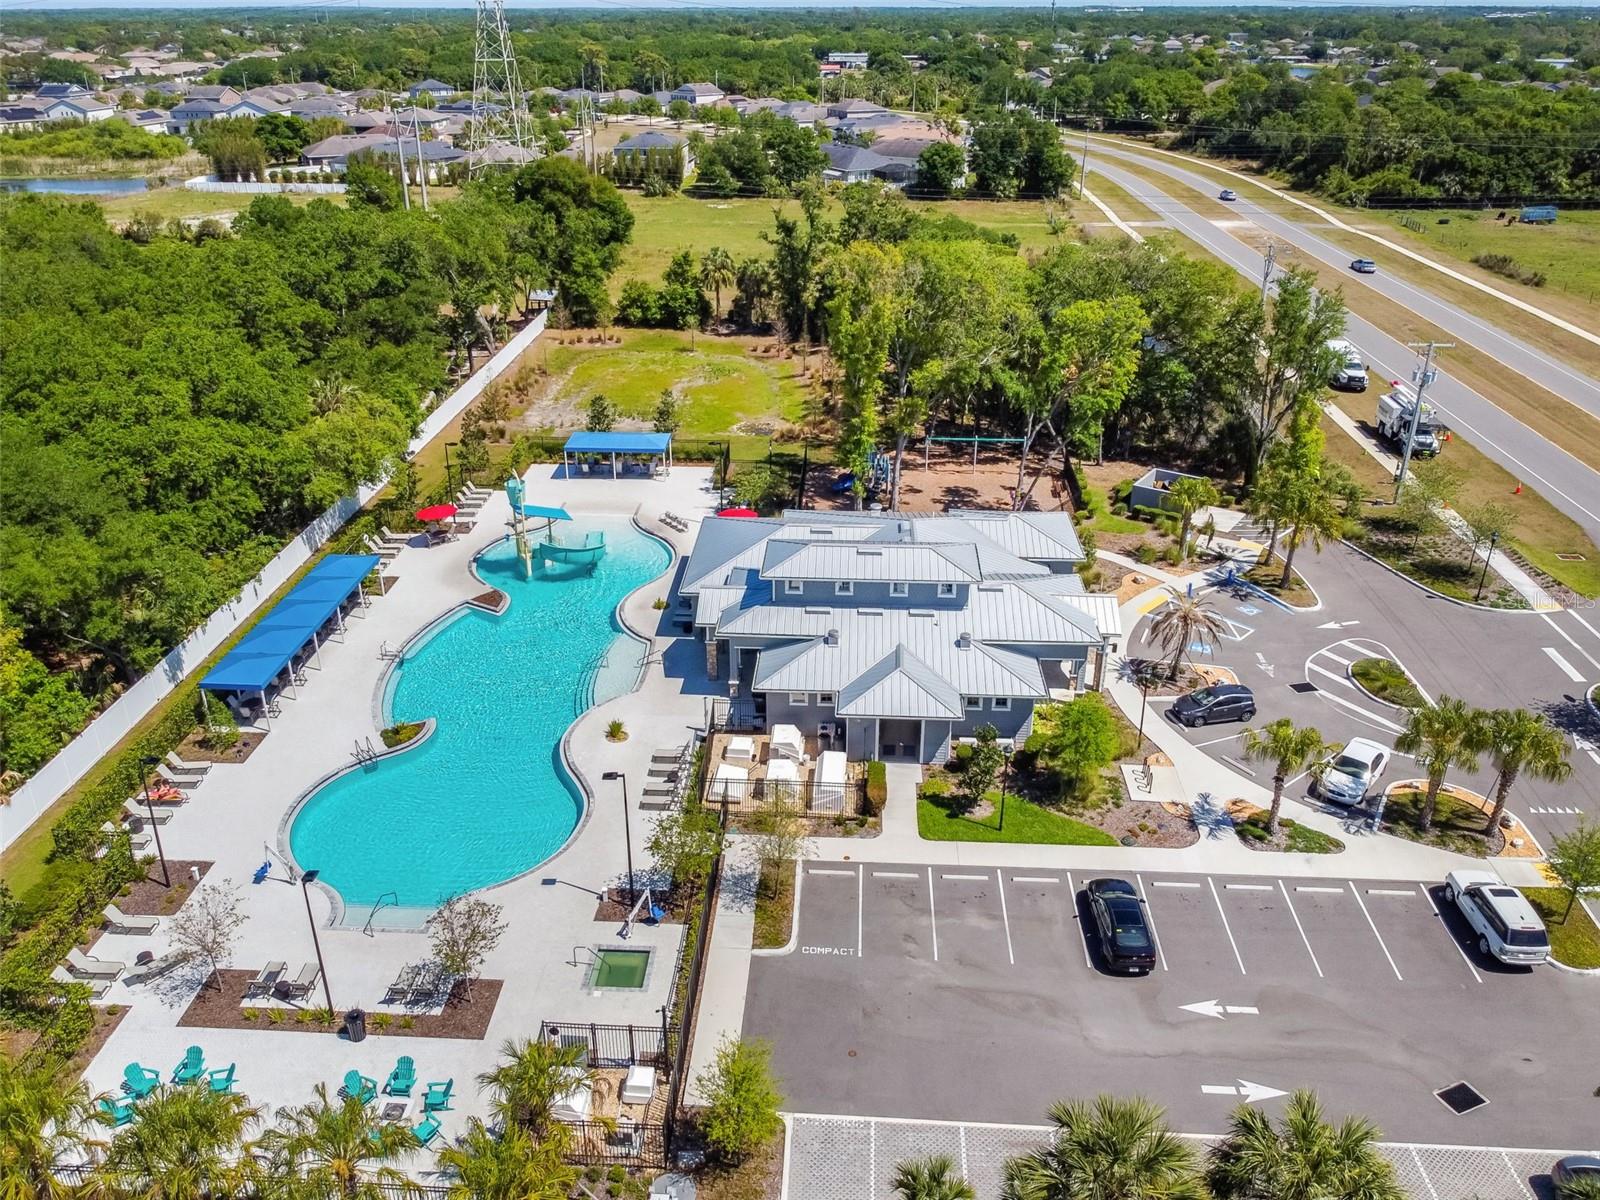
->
[744,861,1600,1149]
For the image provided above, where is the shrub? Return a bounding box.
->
[865,761,887,815]
[606,719,627,741]
[1134,543,1159,565]
[371,1011,393,1032]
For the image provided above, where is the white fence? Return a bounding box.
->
[0,312,547,852]
[183,173,347,195]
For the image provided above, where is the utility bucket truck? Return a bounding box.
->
[1376,385,1442,458]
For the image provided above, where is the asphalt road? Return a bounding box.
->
[1079,153,1600,547]
[1086,139,1600,424]
[745,860,1600,1148]
[1143,541,1600,852]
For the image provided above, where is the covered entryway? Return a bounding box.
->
[879,718,921,761]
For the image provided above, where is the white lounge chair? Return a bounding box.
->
[103,904,158,935]
[51,966,111,999]
[155,765,202,791]
[125,949,188,983]
[65,948,126,979]
[123,801,173,825]
[378,527,416,547]
[245,960,287,998]
[165,751,211,775]
[285,961,320,998]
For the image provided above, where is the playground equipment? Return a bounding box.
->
[504,477,605,571]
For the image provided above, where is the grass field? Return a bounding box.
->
[531,329,808,440]
[1523,888,1600,970]
[917,783,1118,846]
[1375,208,1600,305]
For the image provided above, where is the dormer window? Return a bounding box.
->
[890,581,908,597]
[835,580,854,596]
[785,579,803,595]
[937,582,957,598]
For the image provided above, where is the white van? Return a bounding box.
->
[1443,870,1550,965]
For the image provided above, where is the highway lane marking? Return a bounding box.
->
[1277,880,1325,978]
[1201,1079,1288,1104]
[1065,871,1092,970]
[1225,883,1273,891]
[872,871,919,879]
[1208,877,1248,975]
[1181,999,1259,1019]
[1541,646,1586,683]
[1136,874,1168,972]
[926,868,938,963]
[1542,611,1600,674]
[1349,881,1404,982]
[996,871,1015,966]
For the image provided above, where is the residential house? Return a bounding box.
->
[775,100,827,125]
[186,85,242,106]
[127,108,170,133]
[679,510,1119,763]
[611,128,692,181]
[300,131,465,177]
[826,97,888,121]
[670,81,724,107]
[35,82,93,100]
[822,140,891,184]
[407,78,457,99]
[864,136,944,185]
[43,94,115,122]
[825,52,871,71]
[167,97,226,134]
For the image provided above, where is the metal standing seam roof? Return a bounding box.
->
[201,554,378,693]
[562,431,673,454]
[837,646,963,719]
[761,539,983,583]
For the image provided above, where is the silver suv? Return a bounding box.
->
[1444,870,1550,965]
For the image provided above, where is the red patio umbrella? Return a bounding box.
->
[415,504,458,523]
[717,507,759,518]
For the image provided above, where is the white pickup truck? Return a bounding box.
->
[1326,339,1368,392]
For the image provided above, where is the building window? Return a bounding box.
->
[835,580,854,596]
[890,581,908,597]
[785,579,803,595]
[817,692,835,706]
[964,696,982,711]
[938,582,957,598]
[790,692,808,706]
[992,696,1011,711]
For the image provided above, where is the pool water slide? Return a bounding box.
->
[1087,139,1600,423]
[1079,152,1600,548]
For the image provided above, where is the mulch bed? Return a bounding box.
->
[116,860,213,916]
[467,588,507,613]
[594,887,691,924]
[176,730,266,764]
[65,1006,131,1079]
[178,970,503,1040]
[1091,800,1199,848]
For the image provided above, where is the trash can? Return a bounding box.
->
[344,1008,367,1042]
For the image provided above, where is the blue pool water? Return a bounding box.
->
[1,176,151,194]
[287,518,670,916]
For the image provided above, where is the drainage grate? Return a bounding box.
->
[1557,553,1586,562]
[1289,682,1319,694]
[1435,1082,1488,1115]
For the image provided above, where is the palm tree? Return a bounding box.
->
[1147,588,1226,682]
[1208,1089,1403,1200]
[438,1118,576,1200]
[699,246,736,317]
[1241,719,1335,837]
[98,1083,261,1200]
[1393,696,1489,834]
[1480,707,1571,834]
[1001,1095,1207,1200]
[1163,476,1221,562]
[257,1083,418,1198]
[1274,469,1351,589]
[309,376,359,416]
[477,1038,596,1138]
[0,1055,102,1200]
[892,1155,975,1200]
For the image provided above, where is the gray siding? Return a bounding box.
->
[761,692,837,737]
[771,580,965,607]
[951,698,1035,743]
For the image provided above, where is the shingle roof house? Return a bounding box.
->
[679,510,1120,762]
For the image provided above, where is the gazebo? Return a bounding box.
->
[561,431,673,479]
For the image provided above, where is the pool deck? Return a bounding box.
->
[81,466,723,1157]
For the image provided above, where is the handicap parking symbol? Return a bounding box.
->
[1189,641,1215,655]
[1237,604,1261,616]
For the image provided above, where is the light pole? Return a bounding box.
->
[1476,529,1500,603]
[298,870,336,1016]
[601,771,636,904]
[138,755,170,887]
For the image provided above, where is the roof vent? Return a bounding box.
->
[804,607,830,616]
[825,628,839,646]
[860,608,884,617]
[957,631,972,649]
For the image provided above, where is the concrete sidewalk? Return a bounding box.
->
[685,839,759,1106]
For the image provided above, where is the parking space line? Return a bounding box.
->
[996,872,1015,965]
[1308,684,1407,734]
[1065,872,1092,969]
[1421,885,1482,983]
[1349,880,1404,982]
[926,868,939,962]
[1542,646,1586,682]
[1207,877,1247,975]
[872,871,918,879]
[1368,888,1416,896]
[1277,880,1324,978]
[1219,755,1258,776]
[1152,881,1200,888]
[857,865,863,960]
[1309,662,1356,689]
[1409,1147,1442,1200]
[1321,650,1354,667]
[1135,874,1168,972]
[1225,883,1273,891]
[1502,1152,1535,1200]
[941,873,988,881]
[1011,875,1057,884]
[1541,610,1600,674]
[1295,885,1344,894]
[1194,731,1246,747]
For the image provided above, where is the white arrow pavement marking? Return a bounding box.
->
[1202,1081,1289,1104]
[1317,620,1361,629]
[1180,1000,1261,1020]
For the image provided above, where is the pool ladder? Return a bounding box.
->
[351,738,379,765]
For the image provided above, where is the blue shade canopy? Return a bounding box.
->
[562,431,672,455]
[201,554,379,693]
[523,504,571,521]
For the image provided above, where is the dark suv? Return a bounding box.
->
[1170,683,1255,728]
[1085,878,1157,974]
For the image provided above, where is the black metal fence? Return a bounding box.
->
[561,1118,669,1167]
[538,1019,677,1069]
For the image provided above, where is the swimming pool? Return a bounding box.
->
[286,516,670,921]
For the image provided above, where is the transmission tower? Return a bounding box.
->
[469,0,530,172]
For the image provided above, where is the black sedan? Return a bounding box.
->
[1085,878,1158,974]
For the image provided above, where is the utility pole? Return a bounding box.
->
[412,117,429,211]
[1079,119,1091,198]
[393,128,411,211]
[1393,340,1453,502]
[1259,239,1282,300]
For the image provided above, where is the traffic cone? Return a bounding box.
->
[1513,482,1523,495]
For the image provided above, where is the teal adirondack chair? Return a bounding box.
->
[206,1064,236,1094]
[422,1078,453,1112]
[97,1095,136,1126]
[412,1113,441,1146]
[122,1062,160,1099]
[383,1056,415,1097]
[342,1069,377,1104]
[172,1046,205,1085]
